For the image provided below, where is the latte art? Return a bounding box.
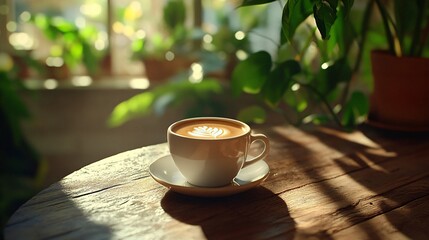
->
[188,126,230,138]
[173,119,247,139]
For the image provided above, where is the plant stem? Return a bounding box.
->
[354,0,374,73]
[417,23,429,56]
[301,25,317,60]
[410,0,426,56]
[339,0,374,108]
[374,0,396,55]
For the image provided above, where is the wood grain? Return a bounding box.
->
[4,126,429,239]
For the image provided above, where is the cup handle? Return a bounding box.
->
[243,133,270,168]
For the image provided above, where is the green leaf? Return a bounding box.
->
[69,42,83,60]
[133,39,144,51]
[313,0,338,39]
[262,60,301,106]
[108,79,223,127]
[305,114,331,125]
[51,17,76,33]
[329,0,339,8]
[33,14,48,30]
[163,0,186,31]
[282,0,315,42]
[237,105,266,124]
[63,32,78,44]
[297,99,308,112]
[239,0,277,7]
[80,26,98,40]
[231,51,272,96]
[82,43,98,75]
[33,15,57,40]
[341,91,369,128]
[394,0,418,53]
[108,92,155,127]
[327,4,354,57]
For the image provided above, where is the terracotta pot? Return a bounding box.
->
[45,64,70,80]
[370,50,429,129]
[143,57,195,81]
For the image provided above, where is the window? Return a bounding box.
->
[1,0,274,87]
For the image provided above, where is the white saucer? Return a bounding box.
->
[149,155,270,197]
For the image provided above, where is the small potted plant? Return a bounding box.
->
[368,0,429,131]
[131,0,199,82]
[28,14,103,80]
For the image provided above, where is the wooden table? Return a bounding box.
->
[4,125,429,239]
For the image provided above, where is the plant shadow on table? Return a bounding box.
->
[161,187,295,239]
[265,125,429,239]
[4,182,113,240]
[298,125,429,239]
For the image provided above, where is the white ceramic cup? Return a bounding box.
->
[167,117,270,187]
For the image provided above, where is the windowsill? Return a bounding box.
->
[22,75,153,90]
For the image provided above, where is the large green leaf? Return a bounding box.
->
[282,0,315,42]
[108,92,156,127]
[327,3,355,57]
[313,0,338,39]
[231,51,272,96]
[240,0,277,7]
[262,60,301,106]
[108,79,222,127]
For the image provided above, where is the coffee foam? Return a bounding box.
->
[173,120,246,139]
[188,126,230,138]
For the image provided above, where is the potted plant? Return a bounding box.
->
[368,0,429,131]
[131,0,199,82]
[231,0,369,129]
[28,14,103,79]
